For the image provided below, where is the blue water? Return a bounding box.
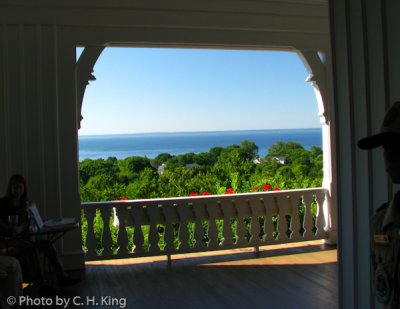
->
[78,128,322,161]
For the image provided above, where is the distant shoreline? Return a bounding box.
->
[79,127,321,138]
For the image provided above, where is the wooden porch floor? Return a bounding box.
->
[62,241,338,309]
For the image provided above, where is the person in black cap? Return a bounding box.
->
[358,101,400,308]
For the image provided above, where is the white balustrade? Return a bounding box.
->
[82,188,330,261]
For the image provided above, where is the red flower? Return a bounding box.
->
[225,188,234,194]
[189,192,199,196]
[202,191,211,195]
[115,197,128,201]
[261,184,271,191]
[252,186,258,192]
[273,187,281,191]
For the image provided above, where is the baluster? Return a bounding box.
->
[297,196,306,238]
[303,193,314,239]
[220,199,234,247]
[259,197,272,243]
[163,203,178,254]
[192,202,207,249]
[283,196,292,240]
[216,201,225,246]
[280,194,293,240]
[288,194,301,240]
[258,197,267,242]
[115,205,130,255]
[158,204,166,251]
[314,191,327,237]
[126,207,135,253]
[206,201,220,249]
[132,205,145,255]
[231,201,239,244]
[147,204,162,254]
[142,206,151,252]
[187,204,197,249]
[249,198,262,245]
[262,196,274,242]
[275,196,286,240]
[235,198,249,245]
[177,203,191,252]
[84,206,96,258]
[100,206,113,256]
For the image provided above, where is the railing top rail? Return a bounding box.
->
[81,187,328,208]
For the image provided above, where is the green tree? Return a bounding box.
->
[79,157,118,185]
[126,168,160,199]
[165,153,196,170]
[150,153,173,169]
[240,140,259,159]
[256,158,281,178]
[158,167,195,197]
[79,140,323,201]
[194,152,217,167]
[212,146,255,192]
[209,146,224,158]
[81,174,126,202]
[117,156,153,182]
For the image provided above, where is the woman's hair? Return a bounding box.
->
[5,174,28,204]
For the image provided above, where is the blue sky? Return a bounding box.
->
[78,48,321,136]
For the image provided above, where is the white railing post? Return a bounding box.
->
[220,199,235,247]
[275,196,287,240]
[315,190,327,237]
[205,201,222,249]
[234,197,249,246]
[302,193,314,239]
[249,198,263,245]
[163,203,178,254]
[100,206,113,256]
[83,206,96,259]
[176,202,192,251]
[115,205,130,254]
[147,204,162,254]
[262,195,275,242]
[289,192,302,241]
[192,201,207,250]
[132,206,146,255]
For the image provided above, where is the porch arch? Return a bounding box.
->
[76,44,335,244]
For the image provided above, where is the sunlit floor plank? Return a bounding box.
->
[60,241,337,309]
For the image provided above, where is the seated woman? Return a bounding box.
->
[0,174,80,291]
[0,255,22,309]
[0,215,55,296]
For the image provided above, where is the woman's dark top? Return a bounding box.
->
[0,197,29,238]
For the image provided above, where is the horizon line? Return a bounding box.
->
[78,127,322,138]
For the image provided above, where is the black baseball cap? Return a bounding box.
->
[358,101,400,149]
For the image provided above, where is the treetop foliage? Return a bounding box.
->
[79,140,323,202]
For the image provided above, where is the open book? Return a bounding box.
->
[26,202,77,231]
